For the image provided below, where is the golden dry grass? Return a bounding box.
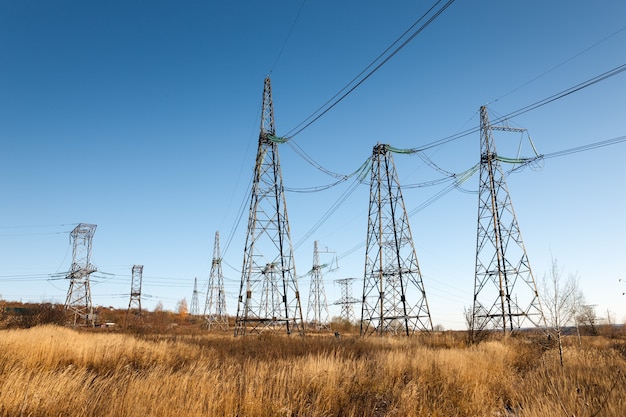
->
[1,325,625,416]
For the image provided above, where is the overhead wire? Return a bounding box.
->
[491,24,626,105]
[407,62,626,152]
[292,157,371,252]
[541,134,626,159]
[283,0,456,140]
[286,139,349,179]
[284,155,372,193]
[268,0,307,75]
[221,176,253,263]
[284,177,351,193]
[506,134,626,176]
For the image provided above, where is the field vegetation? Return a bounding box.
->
[1,307,626,417]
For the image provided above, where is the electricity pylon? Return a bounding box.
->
[204,231,228,330]
[64,223,97,326]
[471,105,545,339]
[361,144,433,336]
[125,265,143,327]
[334,277,359,323]
[190,277,200,317]
[234,77,304,336]
[306,241,331,330]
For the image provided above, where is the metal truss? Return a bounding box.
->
[471,105,546,339]
[361,144,433,336]
[190,277,200,317]
[334,277,359,323]
[204,231,228,330]
[64,223,97,326]
[234,77,304,336]
[125,265,143,326]
[306,241,331,330]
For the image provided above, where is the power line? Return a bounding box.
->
[283,0,456,140]
[542,135,626,159]
[292,158,371,252]
[491,25,626,105]
[408,62,626,152]
[269,0,307,75]
[286,139,349,179]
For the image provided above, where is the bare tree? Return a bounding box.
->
[577,304,598,336]
[539,258,584,367]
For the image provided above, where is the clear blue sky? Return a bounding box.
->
[1,1,625,329]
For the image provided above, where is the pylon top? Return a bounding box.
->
[260,77,275,138]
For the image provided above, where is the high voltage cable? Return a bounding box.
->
[541,135,626,159]
[287,140,348,179]
[409,62,626,152]
[285,177,349,193]
[491,25,626,105]
[293,158,371,252]
[494,63,626,123]
[513,134,626,167]
[283,0,456,140]
[0,223,77,229]
[284,155,371,193]
[269,0,307,75]
[220,177,253,262]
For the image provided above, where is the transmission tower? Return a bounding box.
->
[361,144,433,336]
[234,77,304,336]
[306,241,331,330]
[190,277,200,317]
[471,105,545,338]
[334,277,359,323]
[204,231,228,330]
[125,265,143,326]
[64,223,97,326]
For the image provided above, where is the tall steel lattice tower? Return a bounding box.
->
[361,144,433,336]
[234,77,304,336]
[471,105,545,338]
[64,223,97,326]
[334,277,359,323]
[204,231,228,329]
[306,241,331,330]
[190,277,200,317]
[125,265,143,327]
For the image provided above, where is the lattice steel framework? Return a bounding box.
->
[125,265,143,326]
[361,144,433,336]
[190,277,200,317]
[204,231,228,330]
[234,77,304,336]
[306,241,331,330]
[471,105,545,338]
[64,223,97,326]
[334,277,359,323]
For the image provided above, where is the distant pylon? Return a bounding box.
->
[125,265,143,327]
[306,241,331,330]
[334,277,359,323]
[234,77,304,336]
[471,105,545,338]
[361,144,433,336]
[64,223,97,326]
[190,277,200,317]
[204,231,228,330]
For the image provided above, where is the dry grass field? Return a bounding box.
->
[1,324,625,416]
